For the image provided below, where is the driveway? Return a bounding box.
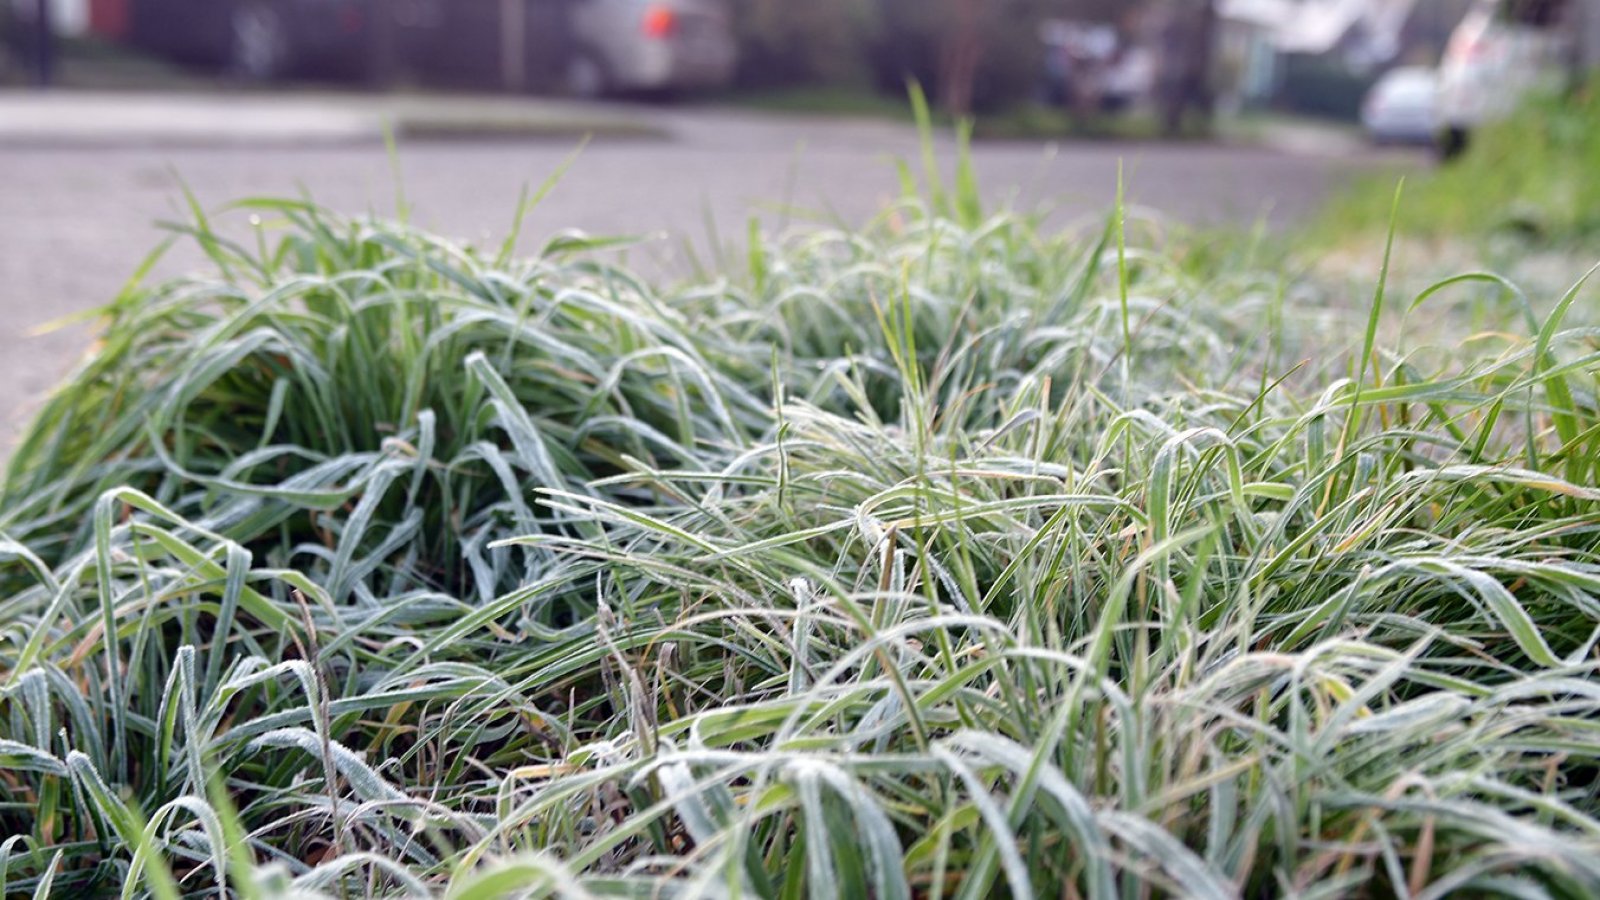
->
[0,99,1420,445]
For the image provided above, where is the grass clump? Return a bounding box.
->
[1,203,765,603]
[1,163,1599,897]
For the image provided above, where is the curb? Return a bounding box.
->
[0,90,667,148]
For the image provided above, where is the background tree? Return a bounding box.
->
[730,0,1138,117]
[874,0,1070,115]
[730,0,878,90]
[1152,0,1219,135]
[940,0,984,116]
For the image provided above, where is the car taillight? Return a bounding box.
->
[642,4,677,39]
[1447,31,1501,65]
[1445,17,1493,65]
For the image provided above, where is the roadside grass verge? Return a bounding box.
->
[1320,83,1600,246]
[721,86,1192,141]
[1,156,1598,896]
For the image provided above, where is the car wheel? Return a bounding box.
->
[229,2,291,81]
[564,51,609,99]
[1437,127,1470,162]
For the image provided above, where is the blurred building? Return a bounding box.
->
[1211,0,1480,112]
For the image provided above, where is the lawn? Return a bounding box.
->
[1,124,1598,897]
[1321,82,1600,246]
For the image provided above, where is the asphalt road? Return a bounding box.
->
[0,106,1417,445]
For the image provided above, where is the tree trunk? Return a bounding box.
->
[501,0,527,92]
[1157,0,1218,136]
[940,0,985,116]
[367,0,399,88]
[31,0,56,87]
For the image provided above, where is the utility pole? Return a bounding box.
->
[368,0,398,87]
[501,0,527,92]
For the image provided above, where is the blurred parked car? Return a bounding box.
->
[1361,65,1439,144]
[110,0,573,91]
[1437,0,1583,155]
[1038,19,1153,115]
[564,0,735,97]
[1100,47,1156,113]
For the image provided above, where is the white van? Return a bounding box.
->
[565,0,737,97]
[1437,0,1590,154]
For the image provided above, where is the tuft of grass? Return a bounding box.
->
[1,151,1599,897]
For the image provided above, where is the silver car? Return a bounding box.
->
[565,0,736,97]
[1437,0,1587,154]
[1362,66,1439,145]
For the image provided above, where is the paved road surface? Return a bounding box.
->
[0,104,1417,445]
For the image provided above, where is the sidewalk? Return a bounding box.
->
[1221,112,1378,159]
[0,90,665,147]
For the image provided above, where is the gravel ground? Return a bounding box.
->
[0,105,1421,446]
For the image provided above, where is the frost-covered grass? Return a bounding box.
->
[2,156,1599,898]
